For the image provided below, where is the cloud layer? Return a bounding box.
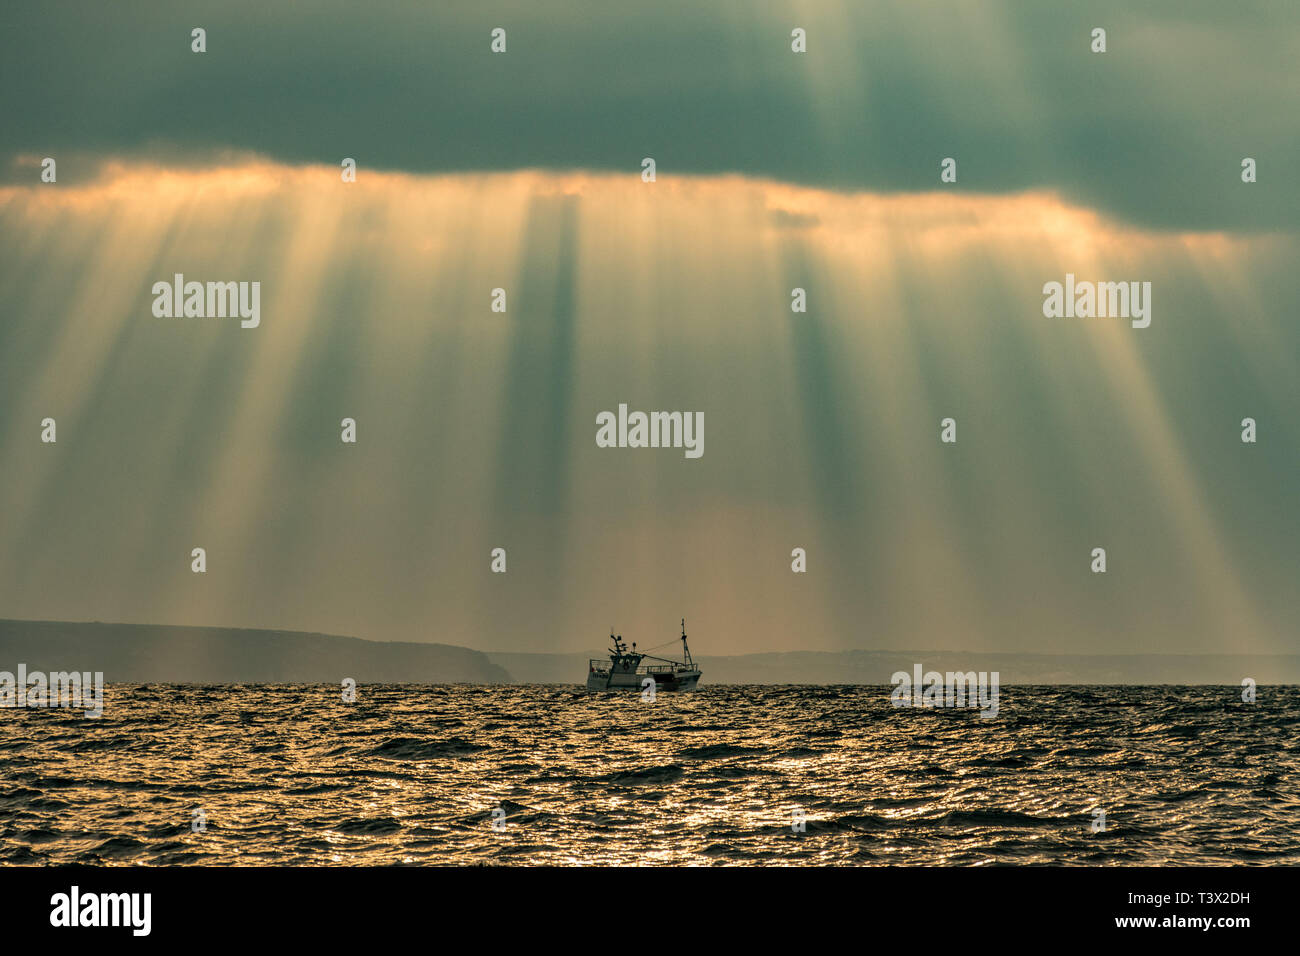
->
[3,1,1297,231]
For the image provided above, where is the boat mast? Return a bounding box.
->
[681,618,692,666]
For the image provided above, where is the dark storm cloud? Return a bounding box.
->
[2,0,1295,231]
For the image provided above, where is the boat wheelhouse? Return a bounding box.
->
[586,619,702,692]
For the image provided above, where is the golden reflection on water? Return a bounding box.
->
[1,684,1294,865]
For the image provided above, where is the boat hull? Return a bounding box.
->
[586,670,701,693]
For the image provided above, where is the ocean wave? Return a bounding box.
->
[0,683,1295,865]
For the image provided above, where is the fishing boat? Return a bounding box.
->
[586,619,702,693]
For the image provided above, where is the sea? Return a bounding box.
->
[1,684,1296,865]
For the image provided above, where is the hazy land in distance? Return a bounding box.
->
[0,620,507,684]
[1,620,1297,685]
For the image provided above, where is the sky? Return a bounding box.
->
[0,2,1296,655]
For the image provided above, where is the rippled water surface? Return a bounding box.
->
[2,684,1297,865]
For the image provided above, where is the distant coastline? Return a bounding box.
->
[1,619,1296,685]
[489,649,1300,686]
[0,619,507,684]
